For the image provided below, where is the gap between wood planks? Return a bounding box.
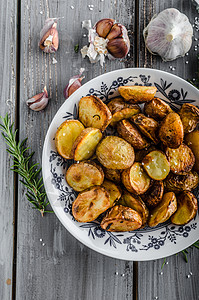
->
[12,0,21,298]
[133,1,140,299]
[11,0,140,299]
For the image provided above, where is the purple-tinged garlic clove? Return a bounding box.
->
[106,23,123,40]
[63,69,85,99]
[95,18,115,38]
[26,87,49,111]
[107,36,130,58]
[39,18,59,53]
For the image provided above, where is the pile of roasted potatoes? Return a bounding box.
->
[55,85,199,232]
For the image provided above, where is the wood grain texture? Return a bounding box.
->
[138,1,199,300]
[0,0,17,299]
[16,1,135,299]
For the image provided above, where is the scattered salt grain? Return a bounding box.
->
[159,272,163,275]
[187,274,191,278]
[166,262,169,265]
[115,271,119,275]
[70,5,75,9]
[42,243,45,246]
[121,273,125,277]
[40,238,43,242]
[40,11,43,15]
[52,58,57,64]
[172,67,176,71]
[185,61,189,64]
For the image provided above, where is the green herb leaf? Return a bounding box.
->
[0,114,52,216]
[74,44,79,53]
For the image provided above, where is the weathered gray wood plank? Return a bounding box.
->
[16,1,135,299]
[0,0,17,299]
[138,1,199,300]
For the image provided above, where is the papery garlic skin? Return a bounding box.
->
[26,87,49,111]
[39,18,59,53]
[63,68,85,99]
[143,8,193,62]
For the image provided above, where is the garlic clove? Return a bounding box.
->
[106,24,123,40]
[39,18,59,53]
[63,69,85,99]
[143,8,193,62]
[95,18,115,38]
[107,37,130,58]
[26,87,49,111]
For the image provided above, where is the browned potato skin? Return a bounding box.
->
[185,130,199,172]
[159,112,184,149]
[96,136,135,170]
[117,119,150,150]
[131,113,159,144]
[72,186,110,222]
[122,162,151,194]
[148,192,177,227]
[102,180,122,207]
[144,97,172,120]
[118,86,157,103]
[164,171,199,193]
[171,191,198,225]
[165,144,195,175]
[120,191,149,227]
[103,168,121,183]
[78,95,112,131]
[178,103,199,134]
[107,97,141,126]
[100,205,142,232]
[66,161,104,192]
[134,145,157,162]
[141,181,164,209]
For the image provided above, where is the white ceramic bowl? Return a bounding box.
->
[42,68,199,261]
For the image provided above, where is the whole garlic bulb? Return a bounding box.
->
[143,8,193,61]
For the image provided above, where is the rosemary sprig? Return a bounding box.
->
[0,114,52,216]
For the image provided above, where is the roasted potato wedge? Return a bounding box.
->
[178,103,199,134]
[142,150,170,180]
[55,120,84,159]
[102,180,121,207]
[118,85,157,103]
[148,192,177,227]
[171,191,198,225]
[120,191,149,227]
[165,144,195,175]
[131,113,159,144]
[100,205,142,232]
[107,97,141,126]
[159,112,184,148]
[164,171,199,193]
[96,136,135,169]
[185,130,199,172]
[72,186,110,222]
[141,181,164,209]
[78,95,112,131]
[117,119,150,150]
[103,167,121,183]
[71,128,102,161]
[66,161,104,192]
[122,162,151,194]
[144,97,172,120]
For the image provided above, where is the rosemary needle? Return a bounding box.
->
[0,114,52,216]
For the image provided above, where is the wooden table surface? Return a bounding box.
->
[1,0,199,299]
